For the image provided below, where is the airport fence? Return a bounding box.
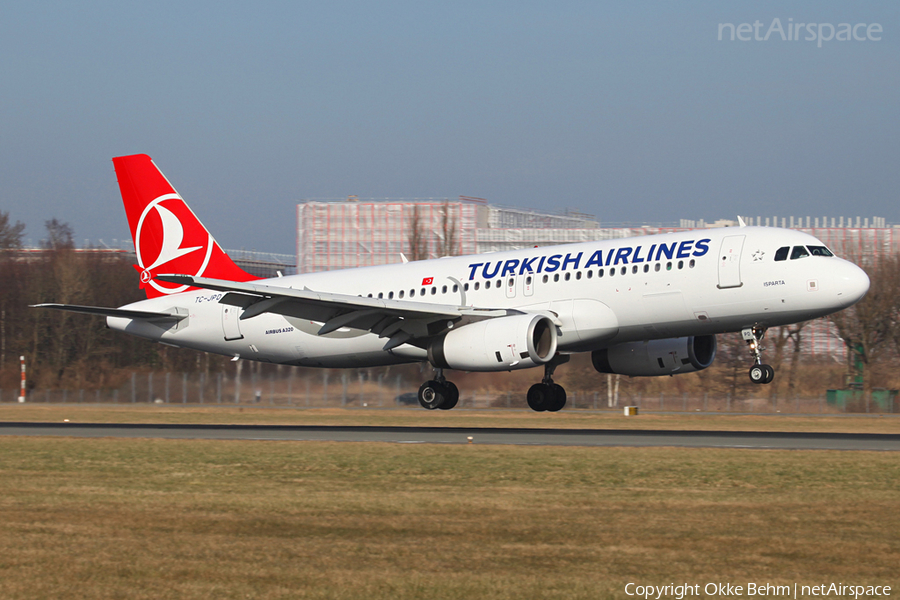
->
[1,371,896,414]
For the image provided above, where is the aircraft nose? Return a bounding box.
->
[835,261,870,308]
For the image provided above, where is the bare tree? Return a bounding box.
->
[784,322,809,400]
[0,211,25,250]
[440,201,458,257]
[407,204,429,261]
[43,218,74,251]
[830,256,898,396]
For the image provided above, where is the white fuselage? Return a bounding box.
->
[108,226,869,369]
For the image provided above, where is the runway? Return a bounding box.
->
[1,422,899,450]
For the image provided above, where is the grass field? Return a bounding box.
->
[2,403,900,434]
[1,436,898,599]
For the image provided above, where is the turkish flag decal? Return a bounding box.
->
[422,277,434,285]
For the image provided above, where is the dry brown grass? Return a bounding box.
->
[0,437,898,599]
[2,404,900,434]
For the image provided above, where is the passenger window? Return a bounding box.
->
[632,265,638,274]
[576,272,582,280]
[474,282,480,290]
[485,280,491,289]
[388,291,394,299]
[774,246,790,261]
[599,268,604,278]
[807,245,834,257]
[410,289,415,297]
[666,262,672,271]
[431,287,436,295]
[378,292,383,299]
[678,260,683,269]
[542,275,548,284]
[553,273,560,282]
[609,268,615,277]
[689,259,695,268]
[620,266,626,275]
[508,278,515,287]
[655,263,660,272]
[586,270,593,279]
[441,285,447,294]
[452,284,458,292]
[565,273,571,281]
[463,283,469,291]
[399,290,404,298]
[790,246,810,260]
[526,276,532,285]
[643,264,649,273]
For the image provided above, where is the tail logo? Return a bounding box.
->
[134,193,214,295]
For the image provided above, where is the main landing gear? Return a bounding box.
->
[743,327,775,385]
[417,369,459,410]
[526,355,569,412]
[417,356,571,412]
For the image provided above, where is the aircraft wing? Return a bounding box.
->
[31,303,188,322]
[156,274,513,350]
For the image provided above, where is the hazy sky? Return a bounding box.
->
[2,1,897,255]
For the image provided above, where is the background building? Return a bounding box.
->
[297,198,896,272]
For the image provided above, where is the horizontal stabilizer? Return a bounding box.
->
[31,303,187,321]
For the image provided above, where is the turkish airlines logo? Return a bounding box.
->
[134,193,214,295]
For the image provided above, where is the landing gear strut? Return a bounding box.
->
[527,355,569,412]
[743,327,775,384]
[418,369,459,410]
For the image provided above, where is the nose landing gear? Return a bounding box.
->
[743,327,774,384]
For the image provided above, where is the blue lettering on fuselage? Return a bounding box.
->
[614,247,632,265]
[544,254,562,272]
[519,256,539,275]
[501,259,519,277]
[483,261,501,279]
[466,238,712,278]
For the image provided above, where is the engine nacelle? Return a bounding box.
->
[428,314,558,372]
[591,335,717,377]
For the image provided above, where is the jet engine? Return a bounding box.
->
[591,335,717,377]
[427,313,558,371]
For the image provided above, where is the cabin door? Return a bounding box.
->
[717,235,745,289]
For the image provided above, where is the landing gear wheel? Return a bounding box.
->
[749,365,765,384]
[749,364,775,385]
[418,380,446,410]
[547,383,567,412]
[438,381,459,410]
[527,383,552,412]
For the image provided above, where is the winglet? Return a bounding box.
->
[737,216,747,227]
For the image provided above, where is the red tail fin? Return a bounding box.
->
[112,154,257,298]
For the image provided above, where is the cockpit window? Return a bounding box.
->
[807,245,834,257]
[774,246,789,261]
[790,246,810,260]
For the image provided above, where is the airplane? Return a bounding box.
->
[34,154,870,411]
